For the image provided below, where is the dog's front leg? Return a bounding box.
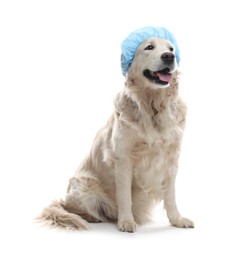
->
[163,171,194,228]
[115,159,137,232]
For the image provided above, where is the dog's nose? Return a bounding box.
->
[161,52,175,63]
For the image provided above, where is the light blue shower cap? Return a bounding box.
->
[121,27,180,76]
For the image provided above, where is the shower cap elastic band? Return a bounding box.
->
[121,27,180,76]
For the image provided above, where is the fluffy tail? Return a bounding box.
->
[37,200,89,231]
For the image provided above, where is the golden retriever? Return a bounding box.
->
[39,37,194,232]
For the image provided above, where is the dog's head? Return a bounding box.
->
[121,27,180,89]
[128,38,177,89]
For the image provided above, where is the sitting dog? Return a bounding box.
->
[39,27,194,232]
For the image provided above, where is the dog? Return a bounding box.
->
[39,28,194,232]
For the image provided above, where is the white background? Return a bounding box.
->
[1,0,229,259]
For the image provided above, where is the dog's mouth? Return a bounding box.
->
[143,68,172,85]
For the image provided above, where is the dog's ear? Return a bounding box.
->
[121,54,130,77]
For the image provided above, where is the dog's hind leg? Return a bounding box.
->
[64,176,117,222]
[38,175,117,230]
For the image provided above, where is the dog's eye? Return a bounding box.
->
[144,45,154,50]
[169,47,174,52]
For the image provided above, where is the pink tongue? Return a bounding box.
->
[157,72,172,82]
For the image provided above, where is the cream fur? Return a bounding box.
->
[38,38,194,232]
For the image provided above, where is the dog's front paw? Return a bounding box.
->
[118,220,137,233]
[170,217,194,228]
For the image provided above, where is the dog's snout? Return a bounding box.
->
[161,52,175,63]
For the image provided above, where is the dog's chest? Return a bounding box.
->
[138,106,182,145]
[131,141,175,198]
[131,111,182,196]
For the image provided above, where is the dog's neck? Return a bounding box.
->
[125,72,180,116]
